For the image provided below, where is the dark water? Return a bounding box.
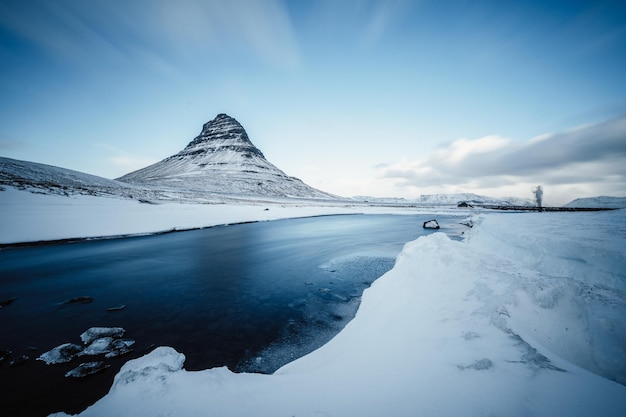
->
[0,214,465,417]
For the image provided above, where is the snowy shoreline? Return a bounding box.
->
[50,208,626,417]
[0,187,459,245]
[0,212,365,249]
[2,188,625,416]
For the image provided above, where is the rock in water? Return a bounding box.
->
[423,219,440,229]
[116,114,336,199]
[80,327,125,345]
[65,361,110,378]
[37,343,83,364]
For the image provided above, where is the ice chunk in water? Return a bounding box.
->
[80,327,125,344]
[80,337,115,356]
[80,337,135,357]
[37,343,83,364]
[105,339,135,358]
[65,361,110,378]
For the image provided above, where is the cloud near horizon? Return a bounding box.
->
[379,116,626,196]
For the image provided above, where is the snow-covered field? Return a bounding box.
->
[0,187,444,244]
[1,188,624,416]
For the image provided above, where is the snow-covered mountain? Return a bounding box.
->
[117,114,336,199]
[564,196,626,209]
[350,193,534,206]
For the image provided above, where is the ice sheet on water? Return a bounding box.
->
[238,256,392,374]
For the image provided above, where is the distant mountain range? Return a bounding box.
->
[351,193,536,207]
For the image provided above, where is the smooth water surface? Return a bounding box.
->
[0,214,465,416]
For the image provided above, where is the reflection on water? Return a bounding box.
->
[0,214,464,417]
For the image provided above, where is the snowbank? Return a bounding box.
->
[52,209,626,417]
[0,188,430,244]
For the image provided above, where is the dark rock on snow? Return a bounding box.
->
[423,219,440,229]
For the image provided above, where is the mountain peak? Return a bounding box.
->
[200,113,238,133]
[117,114,335,199]
[188,113,257,151]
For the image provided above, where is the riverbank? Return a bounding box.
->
[52,209,626,417]
[0,187,462,245]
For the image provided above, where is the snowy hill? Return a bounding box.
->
[0,156,154,200]
[117,114,336,199]
[564,196,626,209]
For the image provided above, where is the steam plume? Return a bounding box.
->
[534,185,543,209]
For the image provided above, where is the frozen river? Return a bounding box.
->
[0,213,465,416]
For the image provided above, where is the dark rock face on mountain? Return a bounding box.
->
[117,114,335,199]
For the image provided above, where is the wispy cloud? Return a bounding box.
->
[110,155,158,174]
[379,116,626,192]
[0,0,300,72]
[362,0,411,47]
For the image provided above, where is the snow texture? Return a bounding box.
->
[51,209,626,417]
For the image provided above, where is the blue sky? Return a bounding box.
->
[1,0,625,205]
